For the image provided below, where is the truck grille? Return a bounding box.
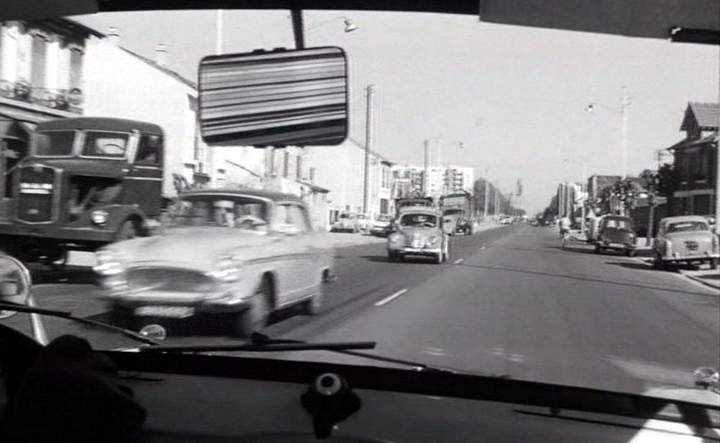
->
[126,267,216,293]
[17,165,56,223]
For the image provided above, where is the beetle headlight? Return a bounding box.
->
[208,257,242,282]
[389,233,403,243]
[91,210,109,226]
[93,248,127,276]
[425,236,439,246]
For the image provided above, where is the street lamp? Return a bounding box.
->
[585,87,631,179]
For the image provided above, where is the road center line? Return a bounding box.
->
[375,289,408,307]
[453,258,464,264]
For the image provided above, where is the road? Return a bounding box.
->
[3,224,719,397]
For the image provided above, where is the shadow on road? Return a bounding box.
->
[457,263,715,298]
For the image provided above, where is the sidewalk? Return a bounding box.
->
[679,269,720,291]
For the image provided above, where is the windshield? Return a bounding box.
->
[2,8,718,409]
[33,130,76,156]
[82,131,130,158]
[667,221,710,233]
[400,213,438,227]
[602,218,632,230]
[171,195,268,229]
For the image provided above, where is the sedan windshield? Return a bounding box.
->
[667,221,710,233]
[172,196,268,229]
[400,214,437,227]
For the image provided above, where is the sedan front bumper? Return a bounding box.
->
[389,246,442,256]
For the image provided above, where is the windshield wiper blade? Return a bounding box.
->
[142,333,457,373]
[0,301,159,346]
[140,340,377,353]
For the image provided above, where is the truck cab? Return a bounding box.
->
[0,117,165,266]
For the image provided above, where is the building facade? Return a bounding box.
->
[667,102,718,217]
[304,138,394,225]
[0,18,99,203]
[392,164,474,200]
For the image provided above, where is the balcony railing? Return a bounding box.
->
[0,79,83,113]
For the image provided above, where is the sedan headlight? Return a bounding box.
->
[208,257,242,282]
[425,236,439,246]
[389,233,403,243]
[91,209,109,226]
[93,248,127,276]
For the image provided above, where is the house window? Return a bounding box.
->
[380,198,389,214]
[30,32,47,88]
[283,151,289,178]
[310,167,316,183]
[136,134,163,165]
[69,46,83,90]
[296,155,303,180]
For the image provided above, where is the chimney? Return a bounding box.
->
[155,43,168,67]
[107,26,120,45]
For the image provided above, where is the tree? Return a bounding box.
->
[655,163,679,214]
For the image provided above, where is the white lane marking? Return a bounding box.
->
[374,289,408,306]
[453,258,464,264]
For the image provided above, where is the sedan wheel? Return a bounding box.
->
[434,252,443,264]
[116,220,138,241]
[302,272,326,315]
[625,249,636,258]
[234,278,271,337]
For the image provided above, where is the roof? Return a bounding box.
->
[179,187,303,202]
[36,117,163,134]
[118,47,196,89]
[681,102,719,131]
[65,17,196,89]
[668,133,717,152]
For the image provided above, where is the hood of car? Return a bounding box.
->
[111,227,277,269]
[398,226,441,238]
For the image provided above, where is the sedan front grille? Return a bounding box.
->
[126,267,216,293]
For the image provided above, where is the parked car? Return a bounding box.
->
[94,188,334,337]
[653,215,719,269]
[369,214,394,237]
[330,212,359,233]
[594,215,637,256]
[356,213,372,233]
[387,208,450,264]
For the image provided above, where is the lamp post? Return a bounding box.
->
[585,87,631,179]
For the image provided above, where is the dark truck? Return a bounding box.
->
[394,196,435,218]
[440,192,475,235]
[0,117,165,267]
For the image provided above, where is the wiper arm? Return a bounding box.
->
[0,301,159,346]
[142,333,457,373]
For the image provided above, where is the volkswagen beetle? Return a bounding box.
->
[387,208,450,264]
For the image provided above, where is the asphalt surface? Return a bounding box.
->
[3,224,719,398]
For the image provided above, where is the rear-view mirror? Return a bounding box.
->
[198,47,348,147]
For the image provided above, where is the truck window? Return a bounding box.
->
[34,131,75,156]
[82,131,129,158]
[136,134,162,165]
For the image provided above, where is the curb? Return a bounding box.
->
[679,270,720,291]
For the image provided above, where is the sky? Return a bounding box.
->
[74,10,719,214]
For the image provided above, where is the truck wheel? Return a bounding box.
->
[116,220,138,241]
[233,278,271,338]
[434,252,443,264]
[388,252,397,262]
[652,254,665,270]
[710,258,718,270]
[625,249,636,258]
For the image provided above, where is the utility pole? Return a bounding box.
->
[621,87,630,180]
[362,85,374,214]
[483,169,489,220]
[423,139,429,196]
[215,10,224,54]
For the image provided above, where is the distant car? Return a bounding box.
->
[356,213,372,233]
[369,214,393,237]
[653,215,719,269]
[331,213,359,233]
[387,208,450,264]
[594,215,636,256]
[499,217,513,225]
[94,188,334,337]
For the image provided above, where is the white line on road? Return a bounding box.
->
[375,289,408,307]
[453,258,464,264]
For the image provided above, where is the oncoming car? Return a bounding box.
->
[387,208,450,264]
[653,215,719,270]
[93,188,334,337]
[594,215,637,256]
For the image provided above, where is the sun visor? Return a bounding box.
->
[0,0,98,21]
[478,0,720,40]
